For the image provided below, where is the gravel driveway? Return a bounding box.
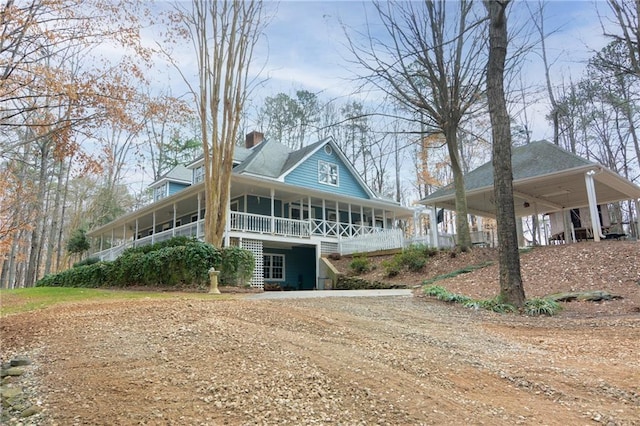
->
[1,294,638,425]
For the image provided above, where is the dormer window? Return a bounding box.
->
[193,165,204,183]
[154,183,168,201]
[318,160,338,186]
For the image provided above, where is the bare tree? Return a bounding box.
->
[527,1,561,145]
[169,1,265,246]
[605,0,640,77]
[484,0,525,308]
[346,0,488,250]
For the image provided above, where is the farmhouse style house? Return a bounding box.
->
[88,132,415,290]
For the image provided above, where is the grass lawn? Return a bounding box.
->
[0,287,229,317]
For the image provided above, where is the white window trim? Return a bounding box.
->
[155,183,168,201]
[318,160,339,186]
[263,253,285,282]
[193,166,204,183]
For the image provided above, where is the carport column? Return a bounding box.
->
[635,199,640,239]
[561,208,572,244]
[516,219,524,248]
[585,170,602,242]
[429,206,438,248]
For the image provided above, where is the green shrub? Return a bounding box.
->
[524,298,562,316]
[218,246,254,286]
[37,262,111,288]
[477,298,517,314]
[422,285,520,314]
[37,237,227,290]
[73,257,101,268]
[120,236,195,257]
[400,249,426,272]
[382,258,401,277]
[349,255,372,275]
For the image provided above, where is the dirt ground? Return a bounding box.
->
[1,241,639,425]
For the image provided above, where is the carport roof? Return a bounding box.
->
[418,140,640,218]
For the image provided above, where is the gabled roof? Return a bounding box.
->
[232,138,292,177]
[280,138,328,173]
[419,140,640,218]
[185,145,254,169]
[149,165,192,189]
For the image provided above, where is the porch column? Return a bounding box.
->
[360,205,364,233]
[270,188,275,234]
[152,211,156,244]
[585,170,603,242]
[134,219,139,247]
[224,195,231,247]
[321,199,326,237]
[383,210,387,229]
[123,223,127,246]
[197,192,202,239]
[111,228,114,248]
[429,206,438,248]
[348,204,352,237]
[100,235,104,252]
[172,202,177,237]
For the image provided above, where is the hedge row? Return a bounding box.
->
[37,237,254,291]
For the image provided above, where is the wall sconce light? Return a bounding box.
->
[523,201,530,208]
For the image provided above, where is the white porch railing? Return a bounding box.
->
[229,212,311,237]
[339,228,405,255]
[92,212,420,260]
[340,229,459,255]
[310,219,380,238]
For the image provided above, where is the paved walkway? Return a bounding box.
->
[244,289,413,300]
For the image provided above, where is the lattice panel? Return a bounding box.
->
[321,241,339,256]
[241,239,263,289]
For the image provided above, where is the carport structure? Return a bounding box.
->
[419,141,640,245]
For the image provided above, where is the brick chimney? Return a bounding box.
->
[245,131,264,149]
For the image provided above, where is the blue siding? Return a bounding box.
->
[264,246,316,290]
[246,195,283,216]
[169,182,189,196]
[284,145,370,199]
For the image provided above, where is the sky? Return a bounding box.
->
[249,0,614,140]
[135,0,618,189]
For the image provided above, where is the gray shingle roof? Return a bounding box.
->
[163,165,192,182]
[421,140,593,201]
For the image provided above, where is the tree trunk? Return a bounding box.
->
[484,0,525,308]
[24,142,50,287]
[45,159,64,275]
[446,128,472,250]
